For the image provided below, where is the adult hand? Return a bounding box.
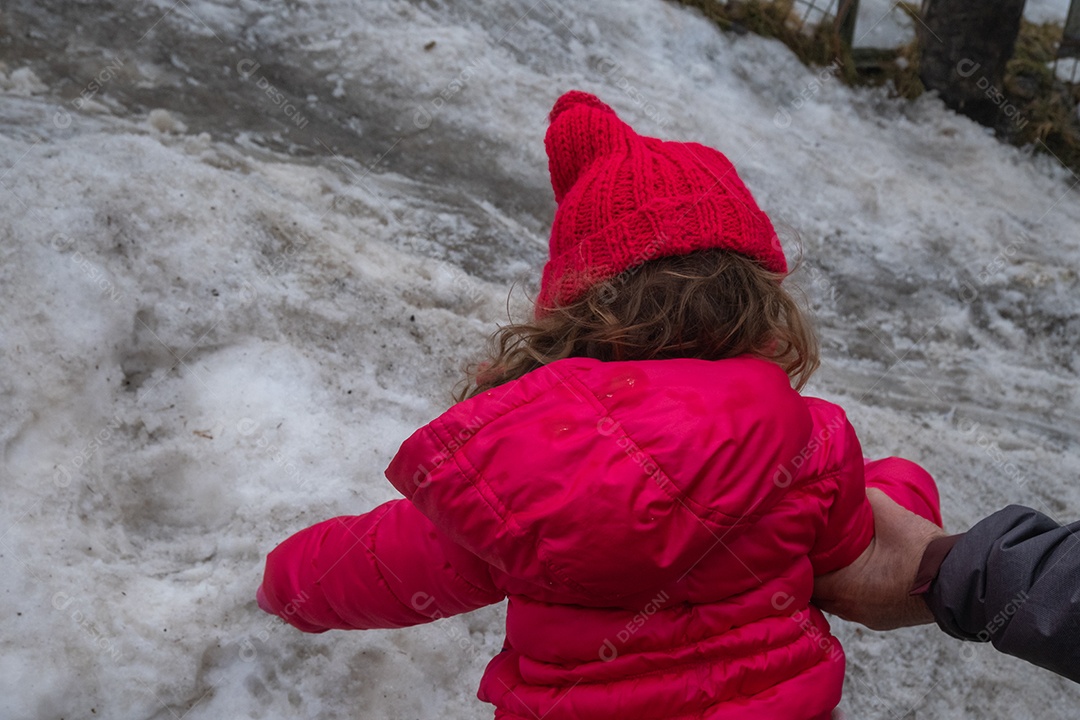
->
[813,488,947,630]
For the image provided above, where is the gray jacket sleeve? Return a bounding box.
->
[925,505,1080,682]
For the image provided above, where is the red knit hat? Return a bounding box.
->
[537,91,785,315]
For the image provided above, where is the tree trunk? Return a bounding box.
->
[917,0,1027,128]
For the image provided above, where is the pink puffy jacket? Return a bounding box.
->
[258,356,940,719]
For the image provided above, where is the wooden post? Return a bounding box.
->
[835,0,859,50]
[916,0,1027,127]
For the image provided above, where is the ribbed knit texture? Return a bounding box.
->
[537,90,786,315]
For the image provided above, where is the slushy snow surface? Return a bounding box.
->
[1,0,1079,718]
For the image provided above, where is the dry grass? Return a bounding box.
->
[674,0,856,80]
[1002,20,1080,176]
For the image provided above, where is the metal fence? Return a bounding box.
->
[790,0,859,45]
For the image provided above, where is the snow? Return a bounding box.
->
[0,66,49,96]
[1,0,1079,718]
[1025,0,1077,25]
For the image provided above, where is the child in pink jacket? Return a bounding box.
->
[257,91,941,719]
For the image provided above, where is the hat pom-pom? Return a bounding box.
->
[548,90,615,123]
[545,90,632,202]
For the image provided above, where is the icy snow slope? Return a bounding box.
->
[1,0,1078,718]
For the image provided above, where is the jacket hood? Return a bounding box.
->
[385,357,813,604]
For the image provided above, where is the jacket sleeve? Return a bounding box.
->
[926,505,1080,683]
[863,456,942,527]
[258,499,505,632]
[803,402,875,576]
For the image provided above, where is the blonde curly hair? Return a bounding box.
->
[456,249,819,401]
